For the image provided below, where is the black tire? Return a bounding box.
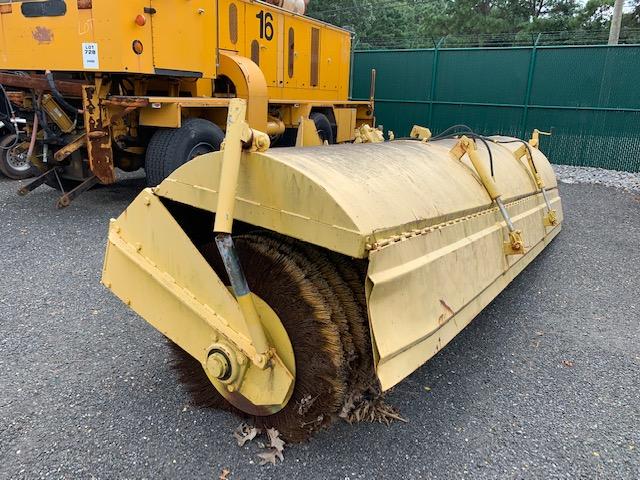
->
[0,134,35,180]
[145,118,224,187]
[310,112,335,144]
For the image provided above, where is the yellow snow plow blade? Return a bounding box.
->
[103,133,562,419]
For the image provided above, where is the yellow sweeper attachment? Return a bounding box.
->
[102,100,563,442]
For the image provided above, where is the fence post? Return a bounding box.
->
[427,36,447,128]
[427,36,445,128]
[520,33,541,138]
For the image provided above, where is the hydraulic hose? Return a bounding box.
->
[45,70,83,116]
[27,113,39,159]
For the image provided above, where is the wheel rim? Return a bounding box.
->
[6,142,31,173]
[187,142,215,161]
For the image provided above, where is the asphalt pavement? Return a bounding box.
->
[0,173,638,480]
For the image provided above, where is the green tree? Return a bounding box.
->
[305,0,640,47]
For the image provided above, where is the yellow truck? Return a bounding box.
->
[0,0,372,206]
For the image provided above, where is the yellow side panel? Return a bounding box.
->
[368,194,563,390]
[218,0,245,53]
[242,1,279,88]
[318,27,342,92]
[150,0,217,77]
[338,32,352,99]
[282,15,309,91]
[334,108,357,143]
[0,1,155,73]
[216,0,351,101]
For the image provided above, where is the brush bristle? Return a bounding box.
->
[166,232,389,443]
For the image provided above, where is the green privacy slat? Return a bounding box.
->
[435,49,531,105]
[352,50,433,101]
[352,45,640,173]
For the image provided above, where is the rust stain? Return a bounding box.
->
[32,27,54,44]
[438,300,456,326]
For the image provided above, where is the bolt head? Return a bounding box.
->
[207,352,230,380]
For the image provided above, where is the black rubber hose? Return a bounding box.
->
[397,124,497,177]
[45,71,83,116]
[492,137,538,174]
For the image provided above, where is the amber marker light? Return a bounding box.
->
[132,40,144,55]
[135,14,147,26]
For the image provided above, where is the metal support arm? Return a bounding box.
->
[213,99,272,365]
[451,137,526,255]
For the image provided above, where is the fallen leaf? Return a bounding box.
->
[233,423,261,447]
[257,449,283,466]
[219,468,230,480]
[424,386,432,392]
[562,360,575,368]
[266,428,286,454]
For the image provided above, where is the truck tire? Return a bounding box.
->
[145,118,225,187]
[0,134,35,180]
[310,112,335,145]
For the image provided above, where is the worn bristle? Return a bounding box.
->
[260,234,381,418]
[258,234,356,375]
[326,252,376,390]
[169,234,349,443]
[240,235,348,442]
[297,244,374,393]
[166,232,396,443]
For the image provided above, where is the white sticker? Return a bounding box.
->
[82,42,99,69]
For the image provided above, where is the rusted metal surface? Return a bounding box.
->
[82,85,115,184]
[0,73,84,97]
[17,167,64,196]
[77,0,93,9]
[32,26,54,44]
[53,133,87,163]
[103,96,150,108]
[6,91,25,107]
[56,176,100,209]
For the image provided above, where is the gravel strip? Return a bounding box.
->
[553,164,640,193]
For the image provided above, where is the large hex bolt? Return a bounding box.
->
[207,351,231,380]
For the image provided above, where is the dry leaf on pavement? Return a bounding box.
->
[233,423,261,447]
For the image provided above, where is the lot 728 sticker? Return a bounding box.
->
[82,42,99,69]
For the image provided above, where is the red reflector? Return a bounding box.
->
[135,14,146,26]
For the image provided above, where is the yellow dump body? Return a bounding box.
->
[103,138,563,391]
[0,0,351,101]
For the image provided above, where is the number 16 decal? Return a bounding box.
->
[256,10,274,41]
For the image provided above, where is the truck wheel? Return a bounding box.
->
[0,134,34,180]
[145,118,225,187]
[310,112,335,145]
